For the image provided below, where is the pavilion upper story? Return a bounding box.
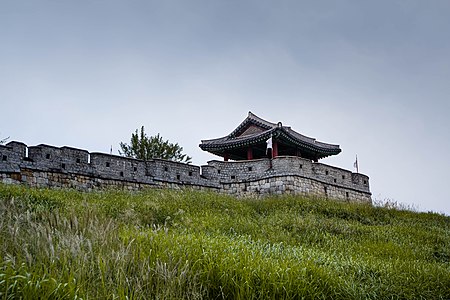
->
[199,112,341,162]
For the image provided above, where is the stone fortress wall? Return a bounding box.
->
[0,141,371,203]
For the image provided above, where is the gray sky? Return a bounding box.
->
[1,1,449,214]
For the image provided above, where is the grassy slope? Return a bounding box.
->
[0,184,449,299]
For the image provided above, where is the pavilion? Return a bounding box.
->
[199,112,341,162]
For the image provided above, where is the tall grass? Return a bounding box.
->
[0,184,449,299]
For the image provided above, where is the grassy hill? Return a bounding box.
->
[0,184,449,299]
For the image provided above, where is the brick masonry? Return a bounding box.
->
[0,141,371,203]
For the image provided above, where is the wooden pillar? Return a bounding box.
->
[224,153,229,162]
[272,140,278,158]
[247,147,253,160]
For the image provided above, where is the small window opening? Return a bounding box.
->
[45,153,51,159]
[248,167,252,172]
[363,180,367,184]
[61,163,66,169]
[218,170,221,174]
[231,175,236,180]
[324,186,328,196]
[325,170,329,175]
[164,167,168,172]
[2,155,7,161]
[333,178,337,183]
[133,167,137,172]
[342,175,345,180]
[188,171,193,176]
[299,164,303,169]
[176,174,181,180]
[106,162,110,167]
[346,192,349,199]
[120,171,124,177]
[76,158,81,163]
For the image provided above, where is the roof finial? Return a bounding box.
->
[248,111,253,117]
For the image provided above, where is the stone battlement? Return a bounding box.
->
[0,141,371,203]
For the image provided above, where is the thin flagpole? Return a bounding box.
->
[354,155,359,173]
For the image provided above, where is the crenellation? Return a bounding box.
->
[5,141,27,159]
[0,141,371,203]
[0,144,21,172]
[90,152,133,180]
[206,159,272,182]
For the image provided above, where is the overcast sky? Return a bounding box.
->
[1,1,449,214]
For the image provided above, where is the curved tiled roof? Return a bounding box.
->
[228,112,276,137]
[200,112,341,158]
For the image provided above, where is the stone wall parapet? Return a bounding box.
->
[204,156,370,194]
[0,141,371,202]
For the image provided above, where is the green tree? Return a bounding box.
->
[119,126,192,163]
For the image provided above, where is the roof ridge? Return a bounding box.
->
[247,111,277,128]
[228,112,276,138]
